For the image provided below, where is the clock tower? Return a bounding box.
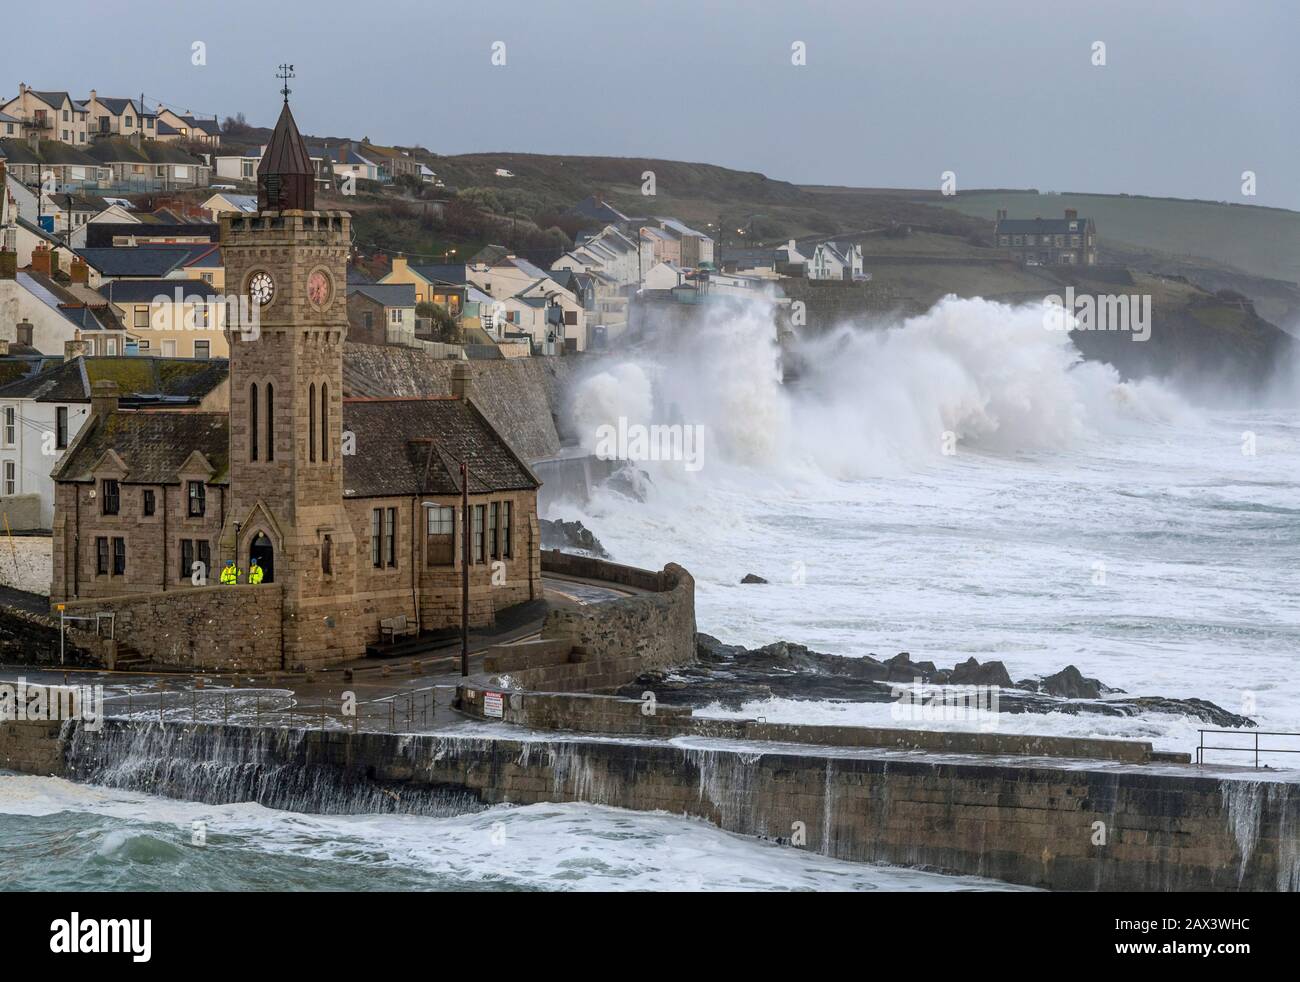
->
[219,83,359,669]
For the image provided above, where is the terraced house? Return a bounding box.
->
[995,207,1098,266]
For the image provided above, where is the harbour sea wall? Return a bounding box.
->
[6,715,1299,891]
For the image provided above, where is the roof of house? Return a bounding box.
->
[75,244,212,276]
[995,216,1092,234]
[98,278,225,303]
[84,139,204,166]
[405,263,467,286]
[52,410,230,484]
[91,97,151,118]
[0,111,20,124]
[0,355,63,388]
[568,194,630,224]
[29,91,77,110]
[347,282,417,308]
[84,223,219,248]
[59,305,125,333]
[341,397,539,498]
[0,356,227,405]
[206,192,258,213]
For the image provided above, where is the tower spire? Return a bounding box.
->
[257,73,315,212]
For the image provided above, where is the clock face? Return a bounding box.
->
[307,270,332,307]
[249,271,275,306]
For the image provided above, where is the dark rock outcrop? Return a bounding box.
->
[740,573,768,584]
[539,519,610,558]
[638,633,1256,729]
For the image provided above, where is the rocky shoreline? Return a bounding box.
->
[616,633,1255,729]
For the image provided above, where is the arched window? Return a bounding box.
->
[249,383,259,461]
[265,383,275,461]
[320,382,329,462]
[308,383,316,462]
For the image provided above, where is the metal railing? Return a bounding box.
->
[1196,729,1300,768]
[102,686,444,735]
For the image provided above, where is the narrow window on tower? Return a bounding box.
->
[308,383,316,462]
[320,382,329,462]
[250,383,259,461]
[265,384,275,461]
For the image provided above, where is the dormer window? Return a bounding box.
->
[187,481,206,517]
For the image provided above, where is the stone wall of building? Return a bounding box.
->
[59,584,283,671]
[51,479,230,603]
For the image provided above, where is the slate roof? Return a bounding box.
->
[75,244,211,276]
[347,282,416,307]
[84,139,204,166]
[52,411,230,485]
[407,263,466,285]
[342,397,539,498]
[98,278,224,303]
[0,356,227,403]
[59,305,124,333]
[568,194,630,224]
[995,216,1092,234]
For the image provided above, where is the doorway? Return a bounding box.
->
[248,531,275,583]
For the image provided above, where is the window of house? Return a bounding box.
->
[3,407,14,446]
[101,479,119,515]
[321,534,332,575]
[181,539,194,580]
[198,539,210,575]
[194,340,210,360]
[390,308,402,323]
[187,481,205,517]
[488,502,499,559]
[473,505,485,564]
[96,537,108,575]
[384,507,396,567]
[502,501,512,558]
[106,339,118,356]
[3,461,14,496]
[112,537,126,575]
[56,406,68,449]
[162,340,177,357]
[137,339,150,351]
[143,489,155,516]
[362,311,373,330]
[425,505,454,567]
[371,508,382,568]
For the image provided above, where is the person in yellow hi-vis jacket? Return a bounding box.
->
[248,559,264,585]
[220,560,240,585]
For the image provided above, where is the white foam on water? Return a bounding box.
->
[555,295,1300,754]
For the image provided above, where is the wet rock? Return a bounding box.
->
[603,465,650,502]
[740,573,768,584]
[1031,665,1111,699]
[949,657,1014,688]
[539,519,610,558]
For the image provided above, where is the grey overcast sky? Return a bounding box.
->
[7,0,1298,209]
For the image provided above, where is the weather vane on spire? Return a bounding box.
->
[277,64,295,104]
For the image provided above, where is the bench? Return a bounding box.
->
[380,614,417,645]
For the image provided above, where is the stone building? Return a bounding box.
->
[49,96,542,671]
[994,208,1098,265]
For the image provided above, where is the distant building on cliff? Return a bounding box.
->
[995,208,1097,266]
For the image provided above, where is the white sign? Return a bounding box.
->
[483,691,504,718]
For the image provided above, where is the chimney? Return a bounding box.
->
[1064,208,1078,220]
[16,320,33,345]
[89,89,96,104]
[18,83,26,96]
[0,250,16,281]
[91,379,119,418]
[451,361,472,400]
[64,338,87,360]
[70,258,89,284]
[29,245,52,276]
[27,129,39,153]
[390,256,408,276]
